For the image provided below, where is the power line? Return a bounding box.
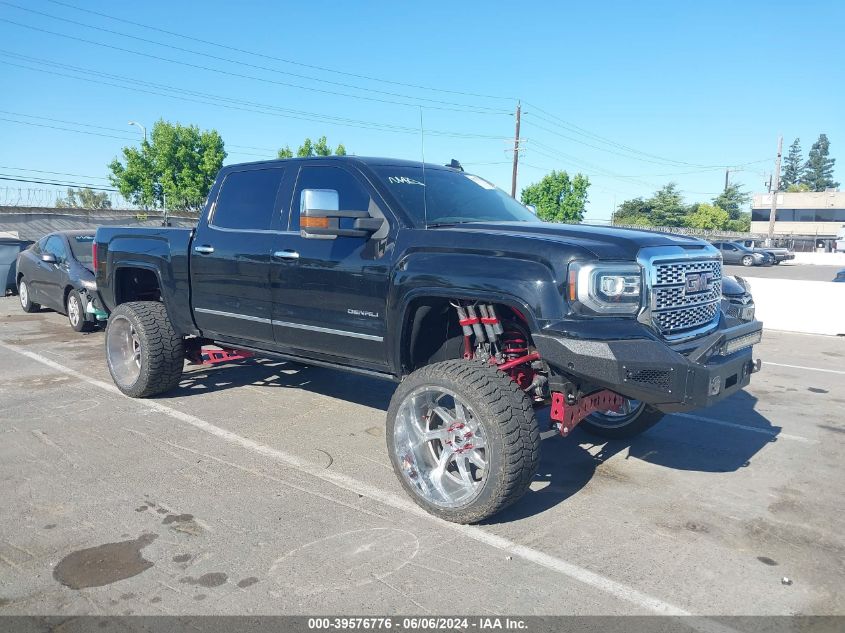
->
[0,15,509,115]
[0,174,118,190]
[0,165,111,180]
[0,54,511,141]
[44,0,517,102]
[0,116,139,142]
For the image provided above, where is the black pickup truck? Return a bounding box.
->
[95,156,763,523]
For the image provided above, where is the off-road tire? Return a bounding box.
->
[105,301,184,398]
[581,404,665,439]
[18,278,40,312]
[741,255,754,267]
[386,360,540,524]
[67,290,95,332]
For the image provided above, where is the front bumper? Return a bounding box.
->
[534,319,762,413]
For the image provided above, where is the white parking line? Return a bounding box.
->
[764,362,845,376]
[0,339,741,628]
[674,413,816,444]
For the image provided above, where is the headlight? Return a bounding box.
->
[567,262,642,315]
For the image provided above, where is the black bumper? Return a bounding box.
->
[534,320,763,413]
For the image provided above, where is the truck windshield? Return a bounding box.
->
[372,166,538,226]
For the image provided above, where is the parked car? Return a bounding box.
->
[16,230,100,332]
[834,269,845,282]
[94,156,763,523]
[721,275,755,322]
[711,241,773,266]
[731,239,794,264]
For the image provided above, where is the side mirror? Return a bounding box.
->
[525,204,537,215]
[301,188,385,240]
[41,253,57,264]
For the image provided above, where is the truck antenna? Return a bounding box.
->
[419,106,428,228]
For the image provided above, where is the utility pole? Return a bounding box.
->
[510,101,521,198]
[766,135,783,243]
[725,169,730,192]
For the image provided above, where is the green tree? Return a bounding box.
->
[613,197,652,225]
[780,138,803,190]
[786,182,810,192]
[108,119,225,213]
[278,136,347,159]
[712,183,750,220]
[520,170,590,223]
[55,187,112,209]
[802,133,839,191]
[684,203,729,229]
[726,214,751,232]
[648,183,686,226]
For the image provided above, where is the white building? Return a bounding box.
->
[751,190,845,237]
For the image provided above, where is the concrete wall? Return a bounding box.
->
[0,206,196,242]
[750,277,845,336]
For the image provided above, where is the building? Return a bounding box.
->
[751,190,845,237]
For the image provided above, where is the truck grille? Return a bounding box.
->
[651,259,722,336]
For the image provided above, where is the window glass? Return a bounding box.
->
[372,166,537,226]
[69,234,95,265]
[211,168,284,230]
[44,235,67,260]
[291,166,373,231]
[723,244,737,251]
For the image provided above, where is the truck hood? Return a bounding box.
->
[432,221,710,260]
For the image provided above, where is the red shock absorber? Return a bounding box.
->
[497,324,537,390]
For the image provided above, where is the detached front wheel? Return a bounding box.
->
[387,360,540,524]
[105,301,184,398]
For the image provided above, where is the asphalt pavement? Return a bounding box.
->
[0,296,843,617]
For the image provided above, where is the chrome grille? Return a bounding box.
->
[651,259,722,336]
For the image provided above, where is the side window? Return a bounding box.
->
[290,166,374,232]
[723,244,736,252]
[44,236,67,261]
[211,168,285,231]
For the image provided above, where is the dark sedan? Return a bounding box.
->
[16,230,100,331]
[835,269,845,282]
[711,241,773,267]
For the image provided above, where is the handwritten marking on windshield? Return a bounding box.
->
[387,176,425,186]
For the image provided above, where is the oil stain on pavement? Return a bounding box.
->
[53,534,158,589]
[179,572,228,588]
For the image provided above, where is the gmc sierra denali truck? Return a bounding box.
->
[94,156,763,523]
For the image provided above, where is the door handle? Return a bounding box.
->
[273,250,300,260]
[194,245,214,254]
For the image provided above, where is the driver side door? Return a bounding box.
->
[270,163,393,370]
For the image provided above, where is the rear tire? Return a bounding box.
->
[741,255,754,267]
[580,399,664,439]
[67,290,94,332]
[105,301,184,398]
[386,360,540,524]
[18,279,40,313]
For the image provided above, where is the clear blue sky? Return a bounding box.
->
[1,0,843,220]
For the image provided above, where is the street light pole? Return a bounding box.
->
[128,121,147,143]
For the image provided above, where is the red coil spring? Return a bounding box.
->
[499,326,534,390]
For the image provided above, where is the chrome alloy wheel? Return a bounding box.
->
[587,398,645,429]
[393,387,488,508]
[19,281,28,309]
[68,294,81,327]
[106,315,142,386]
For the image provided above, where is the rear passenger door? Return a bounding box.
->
[190,166,291,344]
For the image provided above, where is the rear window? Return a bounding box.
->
[69,234,95,265]
[211,168,285,231]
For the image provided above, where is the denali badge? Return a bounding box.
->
[684,271,713,295]
[348,309,380,318]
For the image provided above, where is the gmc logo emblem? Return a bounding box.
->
[684,271,713,294]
